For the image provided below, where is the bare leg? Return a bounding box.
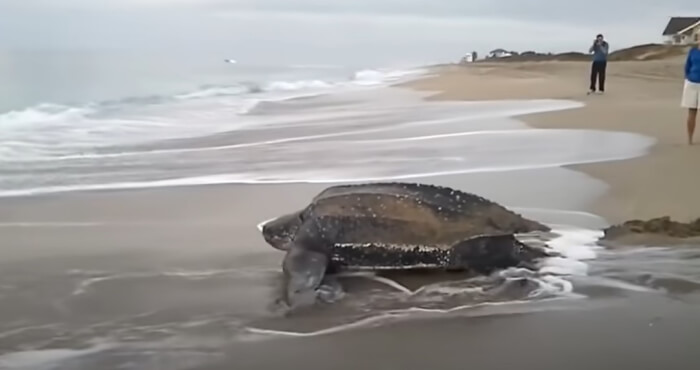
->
[688,108,698,145]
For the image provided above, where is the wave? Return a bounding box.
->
[0,129,652,197]
[0,103,95,132]
[0,98,588,163]
[175,68,425,99]
[352,68,426,86]
[0,67,425,161]
[173,85,251,100]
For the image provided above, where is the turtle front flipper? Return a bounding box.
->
[447,234,551,274]
[279,215,347,312]
[282,246,330,310]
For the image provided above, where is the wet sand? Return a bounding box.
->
[201,293,700,370]
[3,176,700,369]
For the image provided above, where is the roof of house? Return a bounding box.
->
[662,17,700,35]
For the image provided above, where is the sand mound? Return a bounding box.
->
[608,43,689,61]
[600,216,700,247]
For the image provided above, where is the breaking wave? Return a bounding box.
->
[0,67,426,162]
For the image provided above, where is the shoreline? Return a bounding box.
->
[403,59,694,224]
[2,61,700,369]
[0,58,684,227]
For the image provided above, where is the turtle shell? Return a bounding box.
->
[299,182,549,250]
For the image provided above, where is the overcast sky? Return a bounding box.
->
[2,1,700,65]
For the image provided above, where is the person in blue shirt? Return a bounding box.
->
[588,34,609,94]
[682,40,700,145]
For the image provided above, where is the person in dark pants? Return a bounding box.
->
[588,34,609,94]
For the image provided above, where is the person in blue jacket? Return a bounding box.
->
[588,34,609,94]
[683,40,700,145]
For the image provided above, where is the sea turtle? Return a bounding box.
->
[261,182,553,310]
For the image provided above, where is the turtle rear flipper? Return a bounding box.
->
[447,234,550,274]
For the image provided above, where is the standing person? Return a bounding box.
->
[682,40,700,145]
[588,34,609,94]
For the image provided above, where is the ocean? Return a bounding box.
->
[0,50,429,196]
[0,50,653,197]
[1,51,699,370]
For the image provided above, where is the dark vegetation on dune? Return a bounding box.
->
[473,43,691,63]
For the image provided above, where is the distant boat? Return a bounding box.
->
[224,59,237,64]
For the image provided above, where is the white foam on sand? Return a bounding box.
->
[0,128,654,198]
[2,98,586,163]
[0,342,115,370]
[242,296,587,340]
[0,85,656,198]
[69,267,277,296]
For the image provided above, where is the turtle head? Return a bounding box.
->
[262,211,304,250]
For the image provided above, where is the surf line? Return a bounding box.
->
[244,297,581,339]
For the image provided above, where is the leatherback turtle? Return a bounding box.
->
[261,182,552,309]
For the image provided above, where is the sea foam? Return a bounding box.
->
[0,67,425,162]
[242,217,608,338]
[0,62,656,198]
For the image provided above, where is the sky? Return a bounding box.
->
[2,0,700,65]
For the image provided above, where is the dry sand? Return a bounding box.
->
[405,58,696,224]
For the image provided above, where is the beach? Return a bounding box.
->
[2,56,700,369]
[407,58,695,223]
